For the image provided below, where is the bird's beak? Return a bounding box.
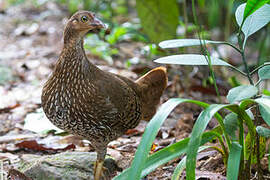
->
[91,17,106,30]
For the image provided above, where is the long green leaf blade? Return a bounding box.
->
[154,54,232,66]
[227,142,242,180]
[159,39,224,49]
[125,98,183,179]
[186,104,228,180]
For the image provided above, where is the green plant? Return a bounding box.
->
[84,23,146,64]
[114,1,270,180]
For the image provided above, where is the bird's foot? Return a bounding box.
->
[94,159,104,180]
[94,158,122,180]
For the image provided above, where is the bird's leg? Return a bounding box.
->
[94,147,107,180]
[94,159,104,180]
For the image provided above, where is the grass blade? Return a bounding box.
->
[122,98,187,180]
[186,104,228,180]
[227,142,242,180]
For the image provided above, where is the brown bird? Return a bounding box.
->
[41,11,167,180]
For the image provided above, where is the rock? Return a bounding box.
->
[16,152,119,180]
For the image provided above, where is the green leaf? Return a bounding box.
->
[154,54,232,66]
[127,98,181,179]
[224,109,254,141]
[256,126,270,138]
[235,3,270,45]
[159,39,224,49]
[135,0,179,43]
[262,89,270,96]
[227,142,242,180]
[106,26,127,44]
[243,0,270,21]
[258,65,270,80]
[227,85,258,103]
[224,113,238,141]
[255,98,270,125]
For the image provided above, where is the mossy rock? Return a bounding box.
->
[16,152,119,180]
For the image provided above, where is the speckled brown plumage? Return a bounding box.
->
[41,11,167,180]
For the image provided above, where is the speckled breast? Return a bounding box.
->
[41,71,142,143]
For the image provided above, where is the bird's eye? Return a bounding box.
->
[81,16,88,23]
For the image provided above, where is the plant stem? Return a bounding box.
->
[251,62,270,75]
[229,66,247,77]
[183,0,188,38]
[237,27,253,85]
[224,0,234,40]
[238,117,244,180]
[255,79,262,87]
[241,50,254,85]
[223,42,242,54]
[191,0,221,102]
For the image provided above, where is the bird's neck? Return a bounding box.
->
[62,25,87,62]
[56,34,98,79]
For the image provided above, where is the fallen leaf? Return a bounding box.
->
[151,143,158,152]
[15,140,75,152]
[125,129,141,135]
[0,103,20,114]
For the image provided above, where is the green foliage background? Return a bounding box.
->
[136,0,179,43]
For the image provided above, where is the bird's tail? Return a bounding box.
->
[135,67,167,121]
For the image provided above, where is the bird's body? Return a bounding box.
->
[41,11,167,180]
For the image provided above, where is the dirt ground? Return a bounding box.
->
[0,2,268,180]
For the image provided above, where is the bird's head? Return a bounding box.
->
[64,11,106,43]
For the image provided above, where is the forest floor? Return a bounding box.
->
[0,2,268,180]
